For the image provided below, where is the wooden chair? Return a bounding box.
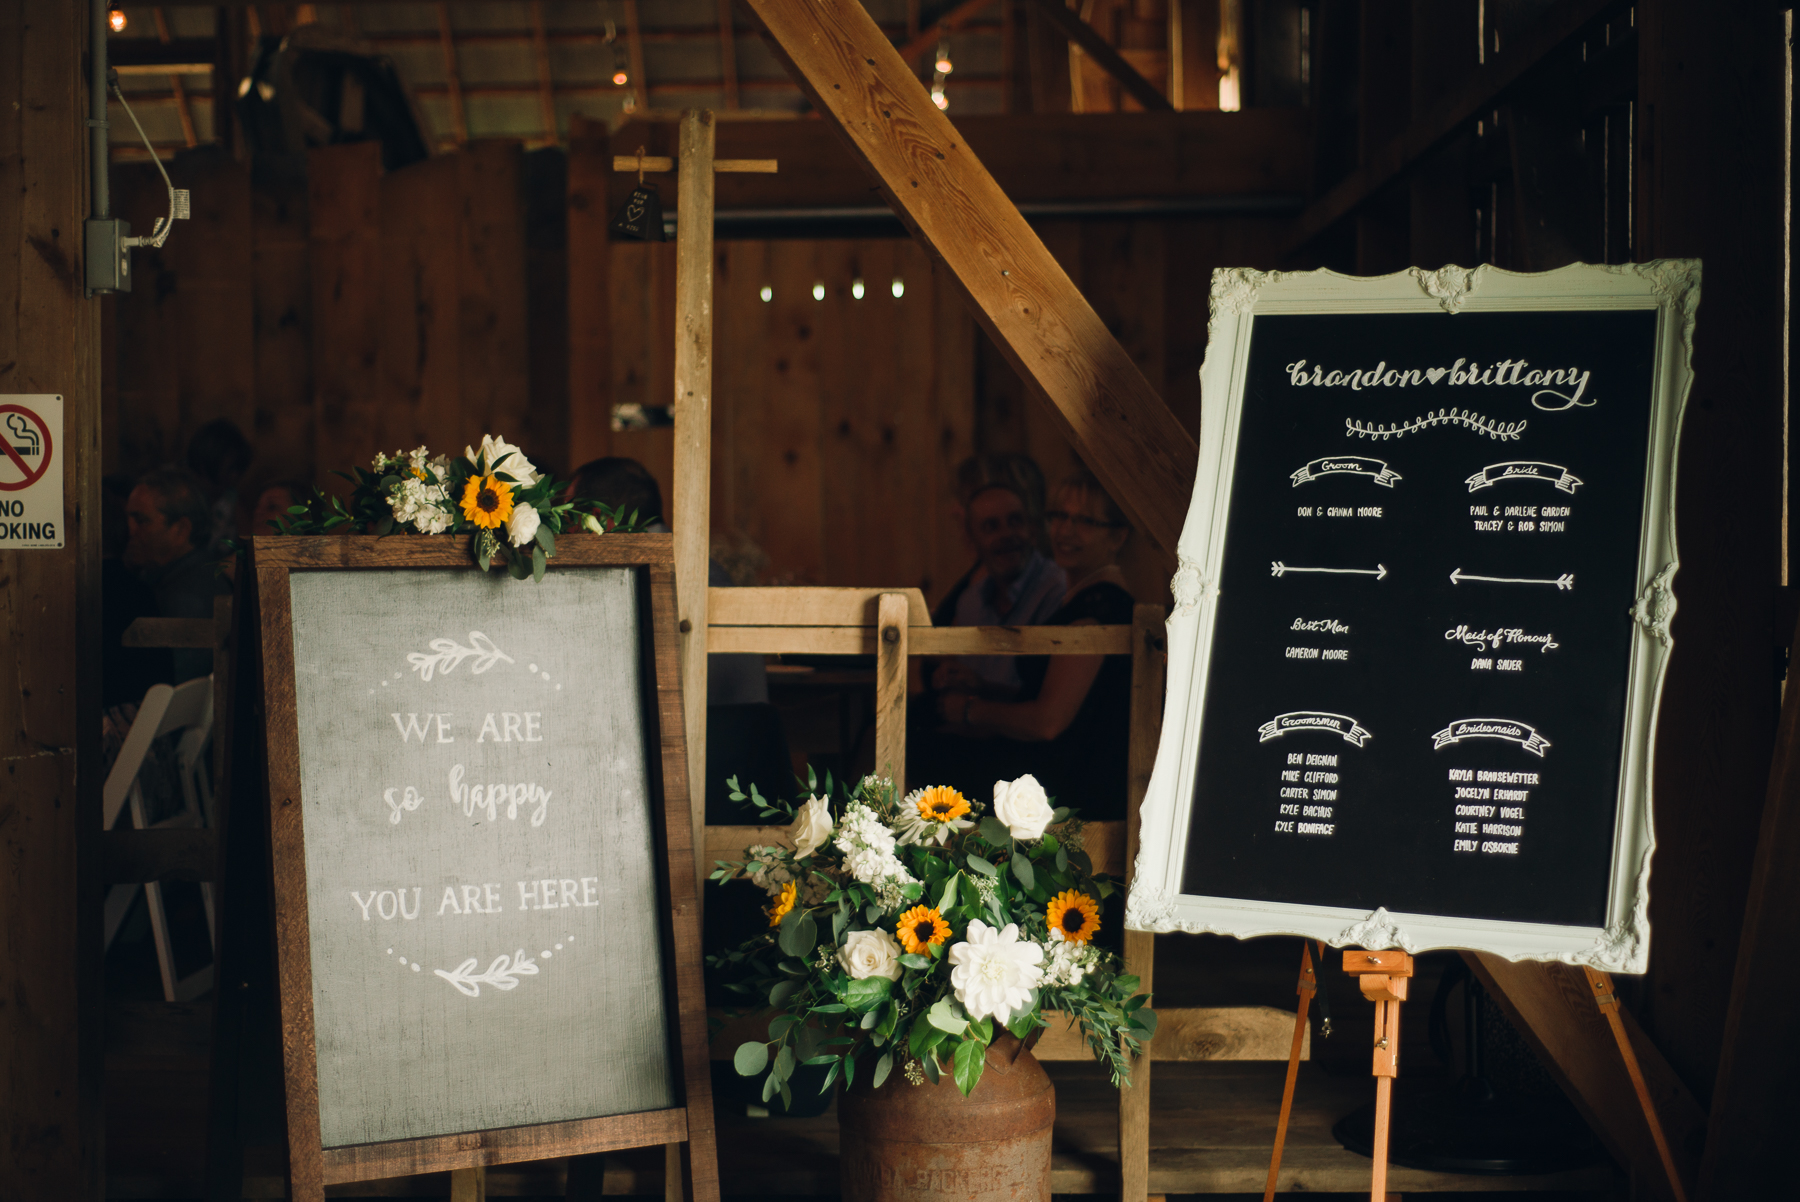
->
[103,674,218,1002]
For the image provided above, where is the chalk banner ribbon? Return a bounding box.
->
[1257,711,1373,747]
[1464,461,1584,493]
[1431,718,1552,757]
[1290,456,1402,488]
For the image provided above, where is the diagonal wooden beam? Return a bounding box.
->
[1285,0,1618,254]
[896,0,996,68]
[528,0,557,142]
[717,0,740,109]
[742,0,1195,553]
[1025,0,1172,112]
[433,2,467,147]
[152,7,199,148]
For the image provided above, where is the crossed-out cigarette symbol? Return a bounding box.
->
[6,413,38,456]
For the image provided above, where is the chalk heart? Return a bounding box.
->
[1424,367,1448,384]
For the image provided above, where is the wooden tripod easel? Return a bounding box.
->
[1260,946,1691,1202]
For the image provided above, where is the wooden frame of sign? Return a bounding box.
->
[1128,261,1699,973]
[253,533,718,1202]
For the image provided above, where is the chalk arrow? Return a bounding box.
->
[1271,561,1388,581]
[1449,567,1575,590]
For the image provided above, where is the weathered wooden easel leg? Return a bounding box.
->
[1340,950,1413,1202]
[1262,941,1320,1202]
[1583,967,1688,1202]
[450,1165,486,1202]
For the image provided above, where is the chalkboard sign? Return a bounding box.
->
[255,535,717,1199]
[1127,262,1697,973]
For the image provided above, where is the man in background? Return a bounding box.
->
[927,454,1068,700]
[124,466,228,684]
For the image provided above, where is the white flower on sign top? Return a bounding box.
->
[948,919,1043,1025]
[466,433,540,487]
[507,501,541,548]
[839,929,903,982]
[789,795,834,859]
[993,774,1055,841]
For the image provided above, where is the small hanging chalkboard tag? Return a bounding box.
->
[611,183,666,241]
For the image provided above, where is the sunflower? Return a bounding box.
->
[895,905,951,955]
[460,474,515,529]
[895,785,976,845]
[766,880,798,928]
[1046,890,1101,945]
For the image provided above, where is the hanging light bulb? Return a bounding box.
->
[108,8,127,32]
[812,281,825,302]
[613,69,630,86]
[760,285,773,303]
[935,42,953,75]
[852,278,865,300]
[891,277,905,299]
[931,84,949,111]
[612,42,630,88]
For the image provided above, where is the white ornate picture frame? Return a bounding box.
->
[1126,261,1698,974]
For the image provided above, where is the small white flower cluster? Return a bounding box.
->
[832,802,917,900]
[378,446,455,534]
[1041,939,1101,988]
[742,844,793,895]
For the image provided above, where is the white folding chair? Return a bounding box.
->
[103,675,216,1002]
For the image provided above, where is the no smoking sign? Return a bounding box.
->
[0,395,63,549]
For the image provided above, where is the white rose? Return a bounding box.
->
[466,434,540,487]
[507,502,541,548]
[839,929,903,982]
[789,795,833,859]
[948,920,1044,1024]
[993,774,1055,841]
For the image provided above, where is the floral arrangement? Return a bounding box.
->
[709,770,1156,1108]
[268,433,648,580]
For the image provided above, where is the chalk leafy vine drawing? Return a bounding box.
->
[408,632,515,682]
[1345,409,1527,442]
[434,949,540,997]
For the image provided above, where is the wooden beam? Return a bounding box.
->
[1026,0,1173,112]
[708,624,1133,656]
[528,0,556,142]
[896,0,997,68]
[1285,0,1617,254]
[741,0,1197,554]
[0,1,103,1197]
[623,0,648,113]
[151,7,199,148]
[717,0,740,109]
[1466,953,1702,1202]
[434,2,467,147]
[874,593,908,787]
[1119,603,1166,1202]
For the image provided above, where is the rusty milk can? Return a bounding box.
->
[837,1031,1054,1201]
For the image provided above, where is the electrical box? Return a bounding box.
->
[84,218,131,295]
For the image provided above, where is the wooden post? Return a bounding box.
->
[0,2,102,1199]
[673,110,716,904]
[1340,950,1413,1202]
[1118,604,1165,1202]
[874,592,909,790]
[1262,942,1318,1202]
[449,1166,485,1202]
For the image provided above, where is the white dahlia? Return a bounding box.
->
[948,919,1044,1025]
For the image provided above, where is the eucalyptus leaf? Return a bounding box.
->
[535,523,555,553]
[873,1051,893,1089]
[864,903,882,925]
[794,1023,821,1063]
[920,1052,940,1084]
[732,1041,769,1077]
[927,997,966,1035]
[1010,853,1035,892]
[761,1071,780,1103]
[936,876,960,911]
[899,953,932,970]
[769,1014,802,1039]
[778,909,817,958]
[980,816,1012,846]
[769,979,799,1007]
[1050,806,1070,823]
[860,1008,880,1030]
[965,853,998,877]
[773,1045,794,1082]
[843,1052,856,1088]
[531,544,547,583]
[832,907,849,942]
[1131,1008,1159,1037]
[1055,845,1069,873]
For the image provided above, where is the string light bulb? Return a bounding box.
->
[930,84,948,111]
[891,277,905,299]
[812,281,825,301]
[934,42,953,75]
[852,277,865,300]
[108,9,126,32]
[760,285,772,303]
[613,70,630,86]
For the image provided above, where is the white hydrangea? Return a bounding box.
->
[1041,939,1100,988]
[832,802,916,896]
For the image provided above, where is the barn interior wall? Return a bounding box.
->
[104,142,1283,612]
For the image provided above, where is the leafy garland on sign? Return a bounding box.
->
[267,434,651,580]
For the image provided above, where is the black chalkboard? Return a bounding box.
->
[1178,308,1659,929]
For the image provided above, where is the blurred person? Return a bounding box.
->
[567,457,766,706]
[186,418,253,553]
[250,478,310,534]
[917,469,1136,820]
[101,474,172,708]
[125,466,229,684]
[926,454,1067,701]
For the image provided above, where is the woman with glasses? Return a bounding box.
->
[926,468,1136,821]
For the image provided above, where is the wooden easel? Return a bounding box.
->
[1260,948,1691,1202]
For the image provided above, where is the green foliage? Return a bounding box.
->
[703,769,1154,1112]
